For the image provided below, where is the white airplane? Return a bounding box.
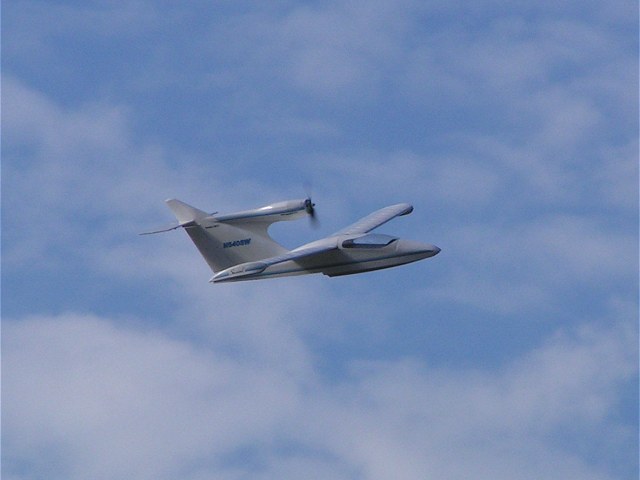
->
[142,198,440,283]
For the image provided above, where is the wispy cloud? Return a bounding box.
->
[4,312,635,479]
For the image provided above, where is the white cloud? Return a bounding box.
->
[5,73,632,321]
[4,314,302,480]
[4,312,635,480]
[2,78,291,273]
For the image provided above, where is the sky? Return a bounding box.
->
[2,1,638,479]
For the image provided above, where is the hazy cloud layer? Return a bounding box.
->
[4,311,635,480]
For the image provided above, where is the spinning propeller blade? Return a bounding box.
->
[304,196,319,228]
[303,181,320,228]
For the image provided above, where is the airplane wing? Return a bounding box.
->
[211,203,413,282]
[211,241,338,282]
[333,203,414,236]
[257,242,339,268]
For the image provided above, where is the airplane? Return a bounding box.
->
[142,197,440,283]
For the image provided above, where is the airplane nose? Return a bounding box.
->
[398,240,441,258]
[424,244,440,257]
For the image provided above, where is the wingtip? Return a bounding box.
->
[397,203,413,216]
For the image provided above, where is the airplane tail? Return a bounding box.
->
[164,199,288,273]
[166,199,209,225]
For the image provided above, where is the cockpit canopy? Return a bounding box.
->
[341,233,398,249]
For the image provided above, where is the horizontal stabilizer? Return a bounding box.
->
[139,222,181,235]
[140,199,211,235]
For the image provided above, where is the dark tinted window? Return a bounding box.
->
[342,234,398,249]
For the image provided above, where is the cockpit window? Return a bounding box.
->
[342,234,398,249]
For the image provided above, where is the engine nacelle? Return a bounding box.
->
[210,199,310,224]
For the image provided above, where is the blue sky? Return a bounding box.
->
[2,1,638,479]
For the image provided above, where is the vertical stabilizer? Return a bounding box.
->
[166,199,208,224]
[164,199,289,274]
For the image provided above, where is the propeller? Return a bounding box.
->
[302,181,320,228]
[304,196,319,228]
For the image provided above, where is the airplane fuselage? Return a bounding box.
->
[211,234,440,282]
